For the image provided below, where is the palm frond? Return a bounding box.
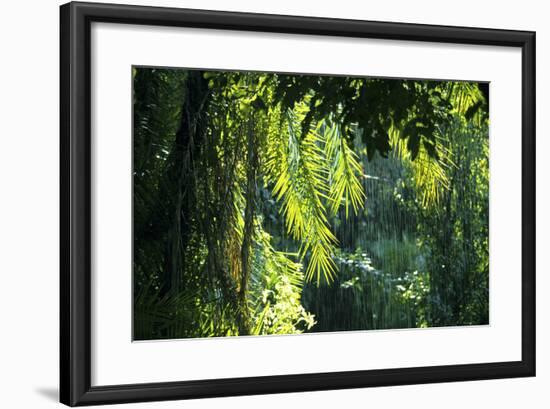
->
[389,123,455,208]
[264,103,337,285]
[324,121,365,217]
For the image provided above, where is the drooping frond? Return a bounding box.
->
[264,102,337,285]
[445,81,485,119]
[324,121,366,217]
[389,123,455,208]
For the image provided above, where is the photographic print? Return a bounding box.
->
[132,67,490,341]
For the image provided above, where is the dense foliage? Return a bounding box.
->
[133,67,489,340]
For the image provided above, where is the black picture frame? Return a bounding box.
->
[60,1,536,406]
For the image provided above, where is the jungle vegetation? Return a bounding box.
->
[133,67,489,340]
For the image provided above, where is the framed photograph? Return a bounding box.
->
[60,1,535,406]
